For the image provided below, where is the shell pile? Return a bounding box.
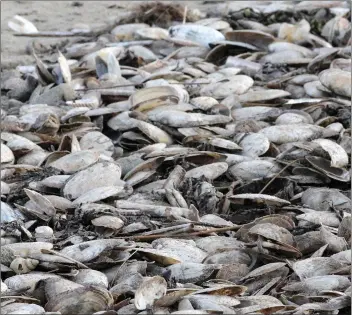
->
[1,1,351,314]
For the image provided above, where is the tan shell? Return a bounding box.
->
[91,215,125,231]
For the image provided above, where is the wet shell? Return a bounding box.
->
[134,276,167,310]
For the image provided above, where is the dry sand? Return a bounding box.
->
[1,1,135,69]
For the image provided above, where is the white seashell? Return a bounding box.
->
[319,69,351,97]
[72,269,109,288]
[49,150,100,174]
[10,257,39,274]
[1,143,15,165]
[184,162,228,180]
[200,75,254,99]
[63,161,122,200]
[8,15,38,34]
[135,27,169,40]
[312,138,349,168]
[259,124,324,144]
[91,215,125,231]
[237,133,270,157]
[229,159,281,182]
[79,131,114,156]
[168,24,225,47]
[1,302,45,314]
[57,50,72,83]
[4,272,60,292]
[134,276,167,310]
[35,226,54,243]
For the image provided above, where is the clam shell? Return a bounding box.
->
[312,139,349,168]
[229,194,290,207]
[49,150,100,174]
[134,276,167,310]
[319,69,351,97]
[184,162,228,180]
[1,143,15,165]
[168,24,225,47]
[4,272,60,292]
[72,269,109,288]
[91,215,125,231]
[1,303,45,314]
[229,160,281,182]
[166,263,216,283]
[259,124,324,144]
[237,133,270,157]
[63,161,122,200]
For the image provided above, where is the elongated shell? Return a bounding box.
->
[168,24,225,47]
[312,139,348,168]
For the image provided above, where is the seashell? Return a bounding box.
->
[24,188,56,217]
[35,226,54,243]
[166,262,216,283]
[229,194,291,207]
[229,159,281,182]
[73,186,126,205]
[232,106,282,122]
[1,201,25,223]
[130,86,179,111]
[10,257,39,274]
[168,24,225,47]
[237,133,270,157]
[282,275,350,295]
[134,276,167,310]
[259,124,324,144]
[8,15,38,34]
[320,225,348,253]
[184,162,228,180]
[306,156,350,182]
[57,50,71,83]
[149,111,231,127]
[111,23,150,41]
[275,112,312,125]
[268,42,315,58]
[195,236,244,253]
[72,269,108,288]
[1,143,15,165]
[238,89,290,103]
[63,161,122,200]
[60,239,133,263]
[135,27,169,40]
[48,150,100,174]
[4,272,60,292]
[296,209,340,228]
[45,286,113,314]
[319,69,351,97]
[292,257,344,280]
[225,30,275,50]
[312,139,349,168]
[1,303,45,314]
[200,75,253,99]
[91,215,125,231]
